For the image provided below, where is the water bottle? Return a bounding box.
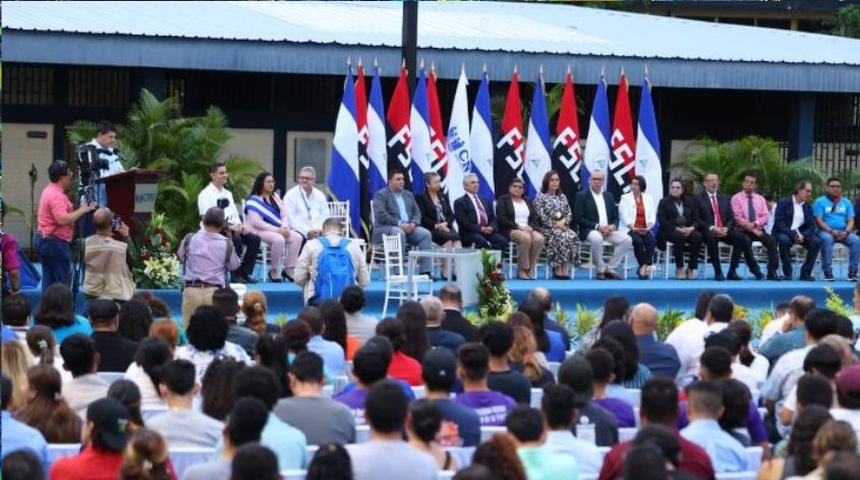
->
[577,415,597,445]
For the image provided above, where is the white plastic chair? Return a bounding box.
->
[328,200,367,256]
[331,375,349,396]
[169,447,215,479]
[619,427,638,442]
[97,372,125,384]
[281,470,308,480]
[47,443,81,463]
[745,446,763,473]
[580,241,629,279]
[381,234,433,318]
[715,473,756,480]
[241,199,271,281]
[438,471,456,480]
[444,446,475,468]
[480,426,507,442]
[412,385,426,399]
[305,445,319,464]
[626,388,642,408]
[530,388,544,408]
[356,424,371,443]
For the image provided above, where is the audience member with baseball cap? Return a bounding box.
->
[422,347,481,447]
[831,364,860,439]
[88,298,138,372]
[48,397,131,480]
[556,354,618,447]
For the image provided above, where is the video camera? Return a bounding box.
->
[75,144,110,185]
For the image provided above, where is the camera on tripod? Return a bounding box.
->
[75,144,110,185]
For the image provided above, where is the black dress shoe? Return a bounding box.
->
[281,271,295,283]
[753,271,765,281]
[714,272,726,281]
[727,271,743,281]
[799,273,815,281]
[553,274,571,280]
[766,273,781,281]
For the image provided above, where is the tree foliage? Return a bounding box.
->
[67,89,262,240]
[675,136,826,198]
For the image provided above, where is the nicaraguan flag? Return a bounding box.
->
[470,70,495,200]
[582,74,611,190]
[445,68,471,210]
[410,66,431,195]
[636,74,664,202]
[524,72,551,199]
[367,65,388,198]
[327,64,361,237]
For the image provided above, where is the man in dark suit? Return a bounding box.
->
[372,171,435,276]
[439,284,479,341]
[773,180,821,281]
[453,173,508,250]
[694,172,762,281]
[574,170,633,280]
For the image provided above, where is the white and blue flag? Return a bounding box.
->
[582,74,611,190]
[524,72,551,198]
[470,70,496,200]
[636,74,664,202]
[367,65,388,197]
[410,66,431,195]
[445,68,471,210]
[327,65,360,236]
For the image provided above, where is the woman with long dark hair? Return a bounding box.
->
[245,171,302,282]
[581,295,630,352]
[14,364,81,443]
[320,299,360,360]
[33,283,93,343]
[125,337,172,409]
[619,175,657,279]
[533,170,580,280]
[396,301,430,363]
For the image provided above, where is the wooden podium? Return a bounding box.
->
[100,169,165,236]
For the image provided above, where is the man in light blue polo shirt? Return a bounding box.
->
[813,176,860,281]
[300,306,347,377]
[1,373,50,474]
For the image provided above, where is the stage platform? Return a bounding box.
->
[21,267,849,322]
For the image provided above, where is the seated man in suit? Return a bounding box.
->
[730,173,780,280]
[574,170,632,280]
[773,180,821,281]
[371,171,435,277]
[453,173,508,250]
[694,172,762,281]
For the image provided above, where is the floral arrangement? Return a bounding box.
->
[475,249,514,322]
[133,213,182,289]
[824,286,854,317]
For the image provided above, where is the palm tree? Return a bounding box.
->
[675,136,826,198]
[67,89,262,240]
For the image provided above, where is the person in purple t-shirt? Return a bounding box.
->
[453,343,516,426]
[334,336,393,425]
[586,347,636,428]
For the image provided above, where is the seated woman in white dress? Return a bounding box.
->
[245,171,303,282]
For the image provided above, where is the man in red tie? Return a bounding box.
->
[454,174,508,250]
[694,172,762,281]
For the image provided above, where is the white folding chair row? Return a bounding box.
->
[322,384,334,399]
[597,446,611,459]
[480,425,507,442]
[530,388,544,408]
[438,471,457,480]
[47,443,81,463]
[169,447,216,479]
[412,385,427,399]
[305,445,319,464]
[619,427,638,443]
[331,375,349,396]
[580,241,630,279]
[626,389,642,408]
[281,470,307,480]
[444,446,475,468]
[715,472,756,480]
[356,424,371,443]
[97,371,125,384]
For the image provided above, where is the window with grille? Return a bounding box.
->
[67,67,130,108]
[2,65,54,106]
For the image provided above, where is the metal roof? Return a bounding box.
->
[4,1,860,91]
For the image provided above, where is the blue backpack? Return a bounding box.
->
[312,236,355,304]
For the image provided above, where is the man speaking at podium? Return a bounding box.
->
[87,121,125,207]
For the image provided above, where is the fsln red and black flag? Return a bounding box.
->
[551,67,583,213]
[495,69,525,199]
[387,64,412,189]
[608,71,636,199]
[427,66,448,192]
[355,62,371,240]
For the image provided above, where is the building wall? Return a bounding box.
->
[2,124,55,248]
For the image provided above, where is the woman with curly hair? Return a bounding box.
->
[759,405,832,479]
[14,364,81,443]
[33,283,92,343]
[471,433,527,480]
[241,290,277,336]
[200,357,248,421]
[118,428,176,480]
[174,305,253,383]
[119,299,154,343]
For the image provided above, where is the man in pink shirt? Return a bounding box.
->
[36,161,96,291]
[731,173,780,280]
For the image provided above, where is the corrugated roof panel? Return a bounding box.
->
[5,1,860,65]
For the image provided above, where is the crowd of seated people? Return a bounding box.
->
[7,281,860,480]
